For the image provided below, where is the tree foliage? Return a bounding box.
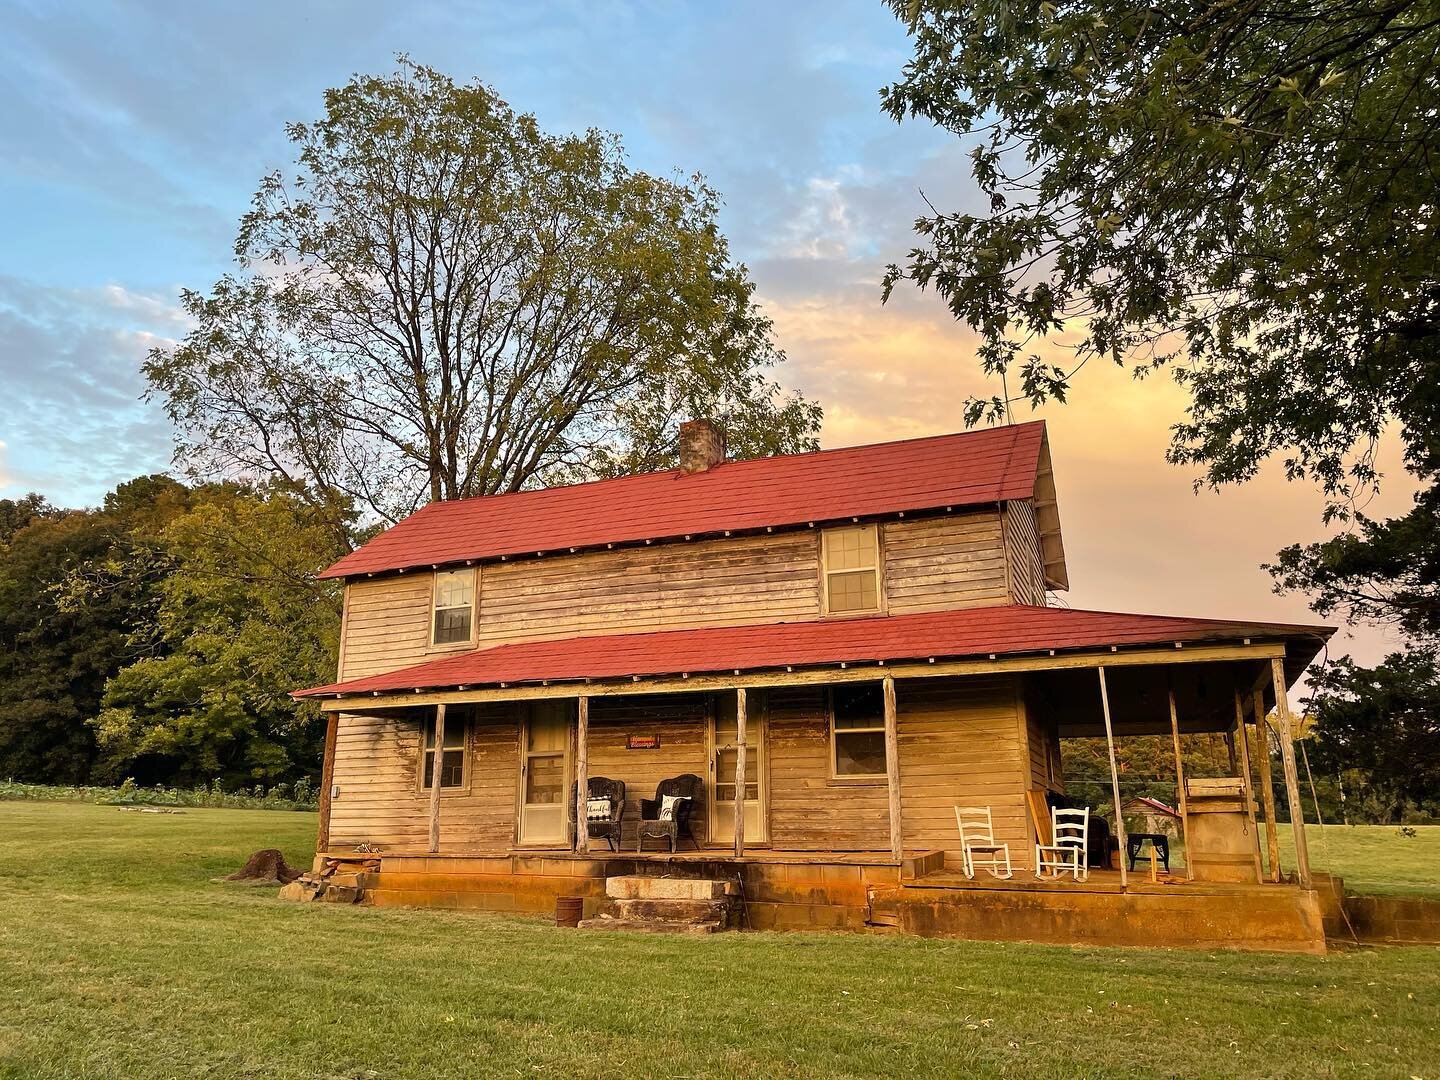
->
[882,0,1439,502]
[147,60,820,526]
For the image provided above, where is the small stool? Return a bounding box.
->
[1126,833,1170,872]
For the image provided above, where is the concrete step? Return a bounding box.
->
[605,875,730,901]
[578,916,721,934]
[613,898,729,923]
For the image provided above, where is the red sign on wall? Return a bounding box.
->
[626,734,661,750]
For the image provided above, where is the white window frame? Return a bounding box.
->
[430,567,476,647]
[820,524,883,616]
[828,685,888,781]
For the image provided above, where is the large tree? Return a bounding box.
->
[147,60,820,527]
[881,0,1438,502]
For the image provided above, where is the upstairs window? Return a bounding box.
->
[421,712,466,788]
[830,684,887,778]
[432,569,475,645]
[822,524,881,614]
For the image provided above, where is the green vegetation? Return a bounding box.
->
[1,801,1436,1079]
[0,778,318,812]
[1274,822,1440,899]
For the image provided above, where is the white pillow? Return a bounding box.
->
[585,797,612,822]
[658,794,689,822]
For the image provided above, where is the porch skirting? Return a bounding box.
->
[322,849,1328,954]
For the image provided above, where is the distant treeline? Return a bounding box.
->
[0,476,349,790]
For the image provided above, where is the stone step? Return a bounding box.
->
[578,916,721,934]
[605,875,730,901]
[613,898,729,923]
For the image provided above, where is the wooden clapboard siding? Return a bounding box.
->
[765,686,891,850]
[882,512,1010,615]
[334,509,1035,678]
[475,530,820,647]
[896,675,1032,870]
[1002,499,1047,605]
[327,705,520,853]
[338,575,437,679]
[584,694,711,848]
[1025,692,1064,794]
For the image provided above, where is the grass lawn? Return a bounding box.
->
[1270,822,1440,898]
[1,803,1437,1079]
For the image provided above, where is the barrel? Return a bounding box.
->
[555,895,584,928]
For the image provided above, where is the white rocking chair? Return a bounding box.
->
[1035,806,1089,881]
[954,805,1013,879]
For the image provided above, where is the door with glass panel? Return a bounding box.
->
[709,693,766,845]
[519,701,571,845]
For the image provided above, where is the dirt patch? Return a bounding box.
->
[223,848,303,885]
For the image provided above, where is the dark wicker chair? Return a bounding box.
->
[637,773,703,853]
[576,777,626,852]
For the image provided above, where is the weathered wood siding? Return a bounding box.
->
[896,675,1033,870]
[337,575,435,679]
[335,508,1033,678]
[327,704,520,853]
[1002,499,1048,606]
[883,513,1010,614]
[476,531,820,647]
[765,687,891,850]
[584,694,711,848]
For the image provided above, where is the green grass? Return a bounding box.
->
[1270,822,1440,898]
[1,803,1437,1079]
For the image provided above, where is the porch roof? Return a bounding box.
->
[294,603,1332,701]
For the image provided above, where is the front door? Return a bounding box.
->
[709,693,766,845]
[519,701,570,845]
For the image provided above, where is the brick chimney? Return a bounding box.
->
[678,419,727,474]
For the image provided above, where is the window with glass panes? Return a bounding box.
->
[822,525,880,614]
[830,683,887,777]
[421,713,466,788]
[431,569,474,644]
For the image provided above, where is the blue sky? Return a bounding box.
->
[0,0,1416,662]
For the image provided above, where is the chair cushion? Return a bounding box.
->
[658,794,689,821]
[585,797,612,822]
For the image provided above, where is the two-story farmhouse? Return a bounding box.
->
[295,420,1337,951]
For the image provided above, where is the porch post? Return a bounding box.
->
[1097,667,1128,886]
[1233,687,1264,881]
[733,688,747,858]
[427,703,446,854]
[883,675,903,863]
[1167,687,1191,876]
[1271,657,1312,888]
[1252,687,1283,882]
[575,696,589,855]
[315,709,340,856]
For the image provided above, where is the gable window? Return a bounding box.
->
[830,683,886,778]
[822,524,881,614]
[432,569,474,645]
[421,713,466,789]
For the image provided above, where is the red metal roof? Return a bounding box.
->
[320,421,1049,579]
[295,604,1333,699]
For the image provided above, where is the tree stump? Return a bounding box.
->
[224,849,303,884]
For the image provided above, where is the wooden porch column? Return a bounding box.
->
[733,688,747,858]
[1097,667,1128,886]
[575,696,589,855]
[1252,687,1283,882]
[427,703,446,854]
[1233,687,1264,881]
[1167,687,1190,875]
[1271,658,1312,888]
[883,675,903,863]
[315,709,340,856]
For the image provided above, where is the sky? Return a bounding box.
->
[0,0,1419,672]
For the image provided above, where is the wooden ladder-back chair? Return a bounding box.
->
[953,805,1013,879]
[1035,806,1090,881]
